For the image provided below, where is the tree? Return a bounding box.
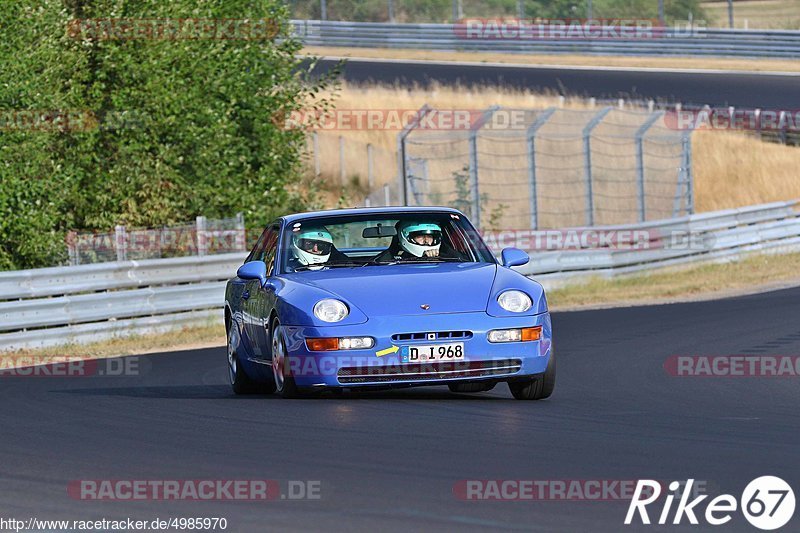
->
[0,0,337,270]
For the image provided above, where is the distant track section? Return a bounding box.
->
[311,57,800,108]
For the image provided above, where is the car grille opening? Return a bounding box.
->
[337,359,522,384]
[391,330,473,342]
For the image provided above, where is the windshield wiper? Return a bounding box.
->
[293,262,365,271]
[375,257,463,265]
[326,262,368,268]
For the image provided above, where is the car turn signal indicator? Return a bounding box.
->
[487,326,542,343]
[306,338,339,351]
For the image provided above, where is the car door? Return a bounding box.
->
[247,223,280,359]
[240,225,277,358]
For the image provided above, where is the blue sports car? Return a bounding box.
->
[224,206,554,400]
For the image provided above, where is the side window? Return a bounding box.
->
[261,225,280,276]
[445,223,473,261]
[246,225,278,264]
[245,228,269,263]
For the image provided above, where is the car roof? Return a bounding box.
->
[280,206,467,225]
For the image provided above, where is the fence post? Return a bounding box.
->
[684,130,694,214]
[635,111,664,222]
[779,111,788,145]
[339,135,345,186]
[673,131,694,217]
[313,132,320,178]
[235,212,246,251]
[582,107,613,226]
[67,231,79,266]
[468,106,499,228]
[114,225,127,262]
[397,104,431,207]
[367,143,374,192]
[754,108,762,139]
[526,107,557,230]
[196,216,208,257]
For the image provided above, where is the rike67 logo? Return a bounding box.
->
[626,477,795,530]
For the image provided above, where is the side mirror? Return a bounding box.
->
[501,247,529,268]
[237,261,267,287]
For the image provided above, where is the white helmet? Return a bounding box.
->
[292,227,333,265]
[398,221,442,258]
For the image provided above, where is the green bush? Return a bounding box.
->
[0,0,337,270]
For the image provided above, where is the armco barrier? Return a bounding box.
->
[293,20,800,59]
[1,201,800,350]
[516,201,800,286]
[0,254,245,351]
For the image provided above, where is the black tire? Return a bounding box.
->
[508,351,556,400]
[270,318,305,399]
[448,381,496,393]
[228,326,270,395]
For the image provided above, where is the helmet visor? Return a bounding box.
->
[297,238,332,255]
[407,230,441,246]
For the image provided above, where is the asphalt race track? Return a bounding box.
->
[313,57,800,109]
[2,286,799,532]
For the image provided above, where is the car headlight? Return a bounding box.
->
[313,299,349,322]
[497,290,532,313]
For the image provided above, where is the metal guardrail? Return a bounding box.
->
[0,254,245,351]
[293,20,800,59]
[2,201,800,350]
[513,200,800,287]
[0,253,245,300]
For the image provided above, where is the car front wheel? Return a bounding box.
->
[271,318,303,399]
[508,351,556,400]
[228,325,268,394]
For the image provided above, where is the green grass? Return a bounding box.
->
[548,251,800,309]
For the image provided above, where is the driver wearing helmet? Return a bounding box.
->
[396,221,443,259]
[289,226,334,270]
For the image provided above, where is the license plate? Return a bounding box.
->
[401,342,464,363]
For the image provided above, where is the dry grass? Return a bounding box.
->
[548,251,800,309]
[0,323,224,366]
[310,82,800,217]
[303,45,800,73]
[693,130,800,211]
[701,0,800,30]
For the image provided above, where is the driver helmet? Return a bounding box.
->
[292,227,333,265]
[398,221,442,258]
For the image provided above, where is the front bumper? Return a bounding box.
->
[282,311,552,389]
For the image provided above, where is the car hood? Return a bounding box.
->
[283,263,497,317]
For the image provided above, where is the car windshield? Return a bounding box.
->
[280,212,496,273]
